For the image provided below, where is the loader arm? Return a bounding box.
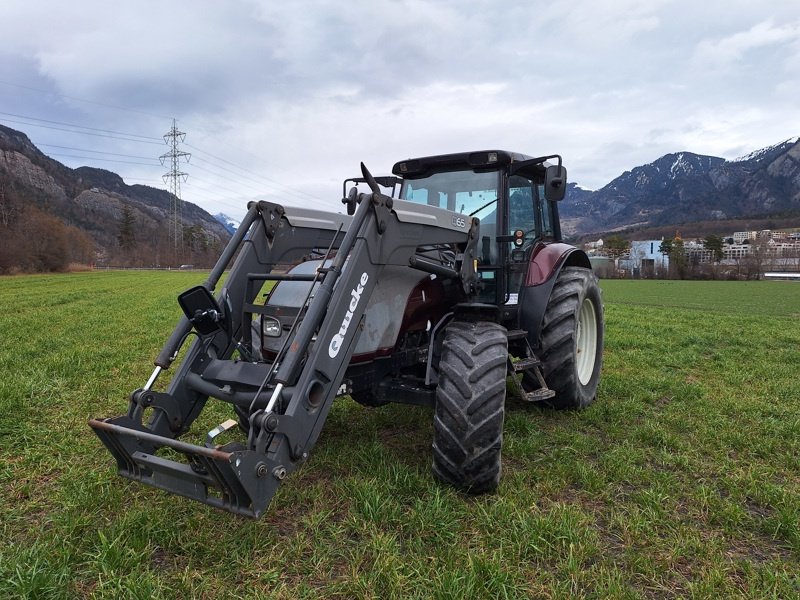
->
[90,187,479,518]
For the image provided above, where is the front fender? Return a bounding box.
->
[518,243,591,350]
[526,242,590,286]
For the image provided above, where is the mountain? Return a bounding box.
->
[560,137,800,237]
[0,124,230,270]
[214,212,240,235]
[3,120,799,271]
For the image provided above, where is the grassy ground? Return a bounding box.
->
[0,273,798,599]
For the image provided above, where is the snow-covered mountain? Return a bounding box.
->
[560,138,800,236]
[733,137,800,164]
[214,213,241,235]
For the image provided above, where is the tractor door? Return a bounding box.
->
[505,175,560,303]
[400,169,503,303]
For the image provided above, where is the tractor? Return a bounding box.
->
[90,150,604,518]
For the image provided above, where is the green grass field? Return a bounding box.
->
[1,273,798,599]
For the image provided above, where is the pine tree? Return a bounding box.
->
[118,205,136,250]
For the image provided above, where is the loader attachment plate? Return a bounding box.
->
[89,417,278,518]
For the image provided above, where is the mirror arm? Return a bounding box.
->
[509,154,562,176]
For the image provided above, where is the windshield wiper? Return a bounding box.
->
[468,198,497,217]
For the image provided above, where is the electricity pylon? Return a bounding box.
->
[160,119,190,262]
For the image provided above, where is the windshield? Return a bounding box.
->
[399,170,499,217]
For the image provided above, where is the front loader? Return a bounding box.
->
[90,151,604,518]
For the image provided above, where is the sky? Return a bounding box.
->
[1,0,799,221]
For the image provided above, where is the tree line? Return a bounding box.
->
[0,183,95,273]
[0,183,224,274]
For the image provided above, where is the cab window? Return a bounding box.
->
[537,184,555,239]
[508,176,555,243]
[509,175,535,240]
[400,170,499,216]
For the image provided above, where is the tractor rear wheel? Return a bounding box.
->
[432,321,507,493]
[534,266,604,409]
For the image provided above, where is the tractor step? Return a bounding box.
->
[506,329,528,341]
[506,352,555,403]
[511,356,541,372]
[521,387,556,402]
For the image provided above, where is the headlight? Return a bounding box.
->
[263,317,282,338]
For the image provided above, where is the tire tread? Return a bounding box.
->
[432,321,507,493]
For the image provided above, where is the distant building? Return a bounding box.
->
[584,238,604,251]
[733,231,756,243]
[685,245,714,264]
[765,239,800,257]
[723,244,751,260]
[619,240,668,277]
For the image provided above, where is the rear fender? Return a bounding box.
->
[518,243,591,350]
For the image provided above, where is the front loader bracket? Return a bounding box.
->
[129,389,183,434]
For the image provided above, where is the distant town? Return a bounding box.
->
[584,229,800,280]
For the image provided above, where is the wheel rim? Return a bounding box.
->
[576,297,598,386]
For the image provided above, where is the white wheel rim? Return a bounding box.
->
[576,297,598,386]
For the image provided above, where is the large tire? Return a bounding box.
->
[432,321,507,493]
[536,266,604,410]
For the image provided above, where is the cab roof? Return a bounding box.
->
[392,150,542,179]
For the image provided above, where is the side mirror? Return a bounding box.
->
[178,286,224,336]
[544,165,567,201]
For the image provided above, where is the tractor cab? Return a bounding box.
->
[392,150,567,307]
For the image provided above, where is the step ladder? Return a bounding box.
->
[506,329,555,402]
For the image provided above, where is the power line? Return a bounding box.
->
[0,111,162,141]
[182,178,253,200]
[181,189,252,215]
[0,117,165,145]
[189,159,279,196]
[189,155,331,207]
[178,173,297,216]
[47,153,160,166]
[2,107,336,215]
[2,107,270,217]
[2,109,328,203]
[38,143,160,160]
[0,87,336,205]
[124,177,164,184]
[186,142,327,203]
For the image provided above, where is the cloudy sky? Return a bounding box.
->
[1,0,799,220]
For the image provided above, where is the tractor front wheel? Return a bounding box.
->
[537,266,604,410]
[432,321,507,493]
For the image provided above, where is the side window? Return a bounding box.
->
[537,184,555,239]
[509,175,535,239]
[509,178,556,241]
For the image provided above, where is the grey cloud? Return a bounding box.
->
[1,0,799,216]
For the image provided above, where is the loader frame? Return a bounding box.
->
[91,175,482,517]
